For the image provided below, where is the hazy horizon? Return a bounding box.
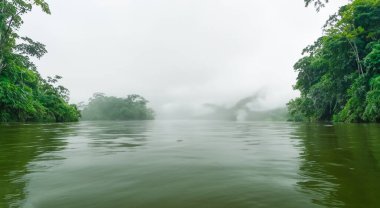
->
[20,0,346,118]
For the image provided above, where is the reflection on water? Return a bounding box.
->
[0,123,74,208]
[0,121,379,208]
[293,123,380,207]
[80,121,151,154]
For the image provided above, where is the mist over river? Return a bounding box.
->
[1,121,380,208]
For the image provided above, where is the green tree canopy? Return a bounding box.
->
[289,0,380,122]
[0,0,80,122]
[81,94,155,121]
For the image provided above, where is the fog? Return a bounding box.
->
[198,91,288,121]
[20,0,345,119]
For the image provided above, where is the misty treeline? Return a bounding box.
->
[0,0,154,122]
[0,0,80,122]
[289,0,380,122]
[201,93,288,121]
[80,93,155,121]
[1,0,379,123]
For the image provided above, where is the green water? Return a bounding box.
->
[0,121,379,208]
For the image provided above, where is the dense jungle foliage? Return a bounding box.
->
[0,0,80,122]
[81,93,155,121]
[289,0,380,122]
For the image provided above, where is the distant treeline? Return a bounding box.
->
[199,107,288,121]
[200,93,289,121]
[81,93,155,121]
[289,0,380,122]
[0,1,80,122]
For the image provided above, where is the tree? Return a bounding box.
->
[0,0,80,122]
[304,0,330,11]
[289,0,380,122]
[81,94,155,121]
[0,0,49,73]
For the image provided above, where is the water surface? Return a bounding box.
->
[0,121,379,208]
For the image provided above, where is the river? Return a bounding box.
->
[0,121,379,208]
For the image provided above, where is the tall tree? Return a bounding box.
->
[0,0,80,122]
[289,0,380,122]
[0,0,50,74]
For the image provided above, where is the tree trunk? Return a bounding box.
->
[348,39,364,76]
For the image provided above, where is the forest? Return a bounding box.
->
[0,0,80,122]
[0,0,155,122]
[81,93,155,121]
[1,0,379,123]
[289,0,380,122]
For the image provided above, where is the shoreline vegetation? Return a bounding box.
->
[0,0,79,122]
[80,93,155,121]
[289,0,380,122]
[0,0,379,123]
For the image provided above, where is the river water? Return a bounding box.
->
[0,121,379,208]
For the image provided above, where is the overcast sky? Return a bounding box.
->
[20,0,346,118]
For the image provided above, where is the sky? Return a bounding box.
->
[20,0,346,118]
